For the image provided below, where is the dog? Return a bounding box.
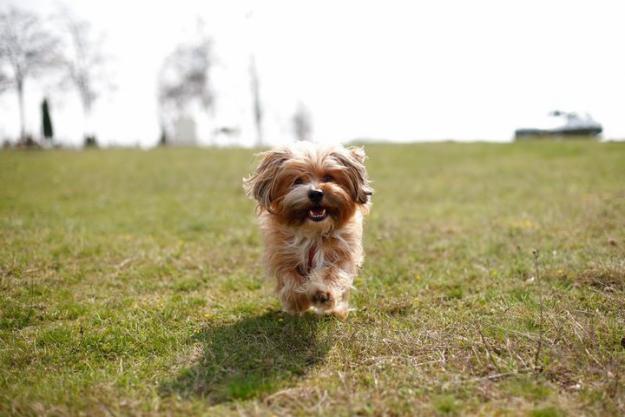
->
[244,142,372,318]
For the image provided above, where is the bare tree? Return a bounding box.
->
[57,9,109,143]
[249,55,263,147]
[0,69,9,93]
[0,7,60,142]
[158,35,213,144]
[292,103,313,141]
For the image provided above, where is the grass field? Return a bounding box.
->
[1,142,624,416]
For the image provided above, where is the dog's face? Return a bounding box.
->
[245,143,372,230]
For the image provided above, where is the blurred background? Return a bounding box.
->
[1,0,624,148]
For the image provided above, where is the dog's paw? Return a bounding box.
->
[332,307,349,320]
[280,289,312,315]
[311,289,332,305]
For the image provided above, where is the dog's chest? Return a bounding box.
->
[292,235,340,276]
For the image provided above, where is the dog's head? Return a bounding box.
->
[244,142,372,231]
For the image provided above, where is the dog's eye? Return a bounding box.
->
[321,175,334,183]
[293,177,304,186]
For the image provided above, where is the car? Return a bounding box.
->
[515,110,602,139]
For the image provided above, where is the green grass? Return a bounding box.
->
[1,141,624,416]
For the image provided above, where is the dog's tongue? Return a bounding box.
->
[310,208,326,216]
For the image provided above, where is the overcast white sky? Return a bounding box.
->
[1,0,624,146]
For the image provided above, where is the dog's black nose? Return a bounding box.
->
[308,189,323,203]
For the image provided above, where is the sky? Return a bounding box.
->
[1,0,624,146]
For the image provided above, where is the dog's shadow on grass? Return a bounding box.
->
[159,311,335,404]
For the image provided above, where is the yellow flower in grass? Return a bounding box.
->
[507,218,538,231]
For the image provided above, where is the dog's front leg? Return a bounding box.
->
[305,266,353,318]
[276,272,312,315]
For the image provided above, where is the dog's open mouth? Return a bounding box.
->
[308,207,328,222]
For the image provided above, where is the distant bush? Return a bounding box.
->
[16,135,41,149]
[84,135,98,148]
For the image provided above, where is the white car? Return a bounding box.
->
[515,111,602,139]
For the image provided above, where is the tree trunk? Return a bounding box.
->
[83,107,93,140]
[250,56,263,147]
[17,79,25,142]
[82,105,98,148]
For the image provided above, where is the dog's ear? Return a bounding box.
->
[243,148,290,210]
[332,146,373,204]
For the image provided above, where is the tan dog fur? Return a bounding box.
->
[244,142,372,318]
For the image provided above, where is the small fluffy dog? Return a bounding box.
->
[244,142,372,318]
